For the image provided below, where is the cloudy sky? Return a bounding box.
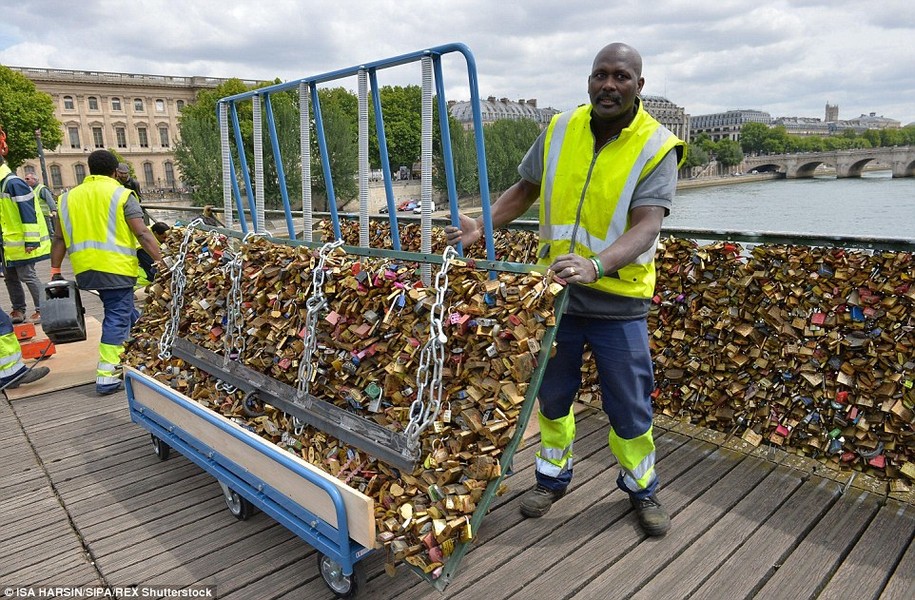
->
[2,0,913,126]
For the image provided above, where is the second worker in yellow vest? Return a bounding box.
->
[446,43,685,537]
[49,150,163,396]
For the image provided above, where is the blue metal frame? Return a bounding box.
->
[123,369,371,577]
[215,43,496,260]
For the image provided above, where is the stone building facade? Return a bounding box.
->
[448,97,560,129]
[690,109,773,142]
[640,95,690,143]
[9,66,256,193]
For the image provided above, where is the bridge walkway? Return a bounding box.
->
[2,265,913,600]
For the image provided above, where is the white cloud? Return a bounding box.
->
[1,0,913,125]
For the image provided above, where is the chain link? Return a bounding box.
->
[293,239,344,433]
[404,245,457,449]
[222,246,246,366]
[158,218,204,360]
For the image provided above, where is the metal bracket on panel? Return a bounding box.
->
[172,337,419,470]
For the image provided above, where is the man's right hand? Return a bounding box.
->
[50,273,64,282]
[444,214,483,248]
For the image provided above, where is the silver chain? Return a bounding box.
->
[222,246,246,366]
[404,245,457,449]
[293,239,344,433]
[158,218,204,360]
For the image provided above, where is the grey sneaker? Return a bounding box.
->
[6,366,50,389]
[630,493,670,536]
[519,484,566,518]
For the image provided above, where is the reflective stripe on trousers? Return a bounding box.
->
[97,342,123,386]
[610,426,657,493]
[535,407,575,487]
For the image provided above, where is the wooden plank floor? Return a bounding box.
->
[2,384,913,599]
[2,265,914,599]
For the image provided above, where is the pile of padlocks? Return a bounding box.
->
[648,237,914,487]
[125,226,563,576]
[324,220,914,487]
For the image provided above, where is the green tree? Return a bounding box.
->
[683,143,709,169]
[433,114,479,198]
[174,111,224,206]
[313,87,358,211]
[482,118,540,193]
[174,79,251,206]
[739,122,770,155]
[370,85,422,172]
[714,139,744,169]
[0,65,63,170]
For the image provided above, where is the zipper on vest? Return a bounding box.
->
[567,137,614,253]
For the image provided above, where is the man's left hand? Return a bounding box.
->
[549,253,599,284]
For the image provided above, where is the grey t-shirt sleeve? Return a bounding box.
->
[123,194,144,220]
[630,150,679,216]
[518,129,548,184]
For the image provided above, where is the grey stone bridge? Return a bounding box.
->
[743,146,915,178]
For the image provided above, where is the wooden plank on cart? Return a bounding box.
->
[126,367,376,549]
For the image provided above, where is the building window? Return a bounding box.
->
[165,162,176,189]
[92,127,104,148]
[74,164,86,184]
[112,97,122,111]
[176,100,185,111]
[159,126,170,147]
[143,162,154,187]
[88,96,99,110]
[116,127,127,148]
[63,96,74,110]
[134,98,144,112]
[68,126,81,149]
[50,165,62,188]
[155,99,166,112]
[138,127,149,148]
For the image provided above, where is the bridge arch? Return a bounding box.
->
[793,160,828,178]
[837,158,877,178]
[894,158,915,178]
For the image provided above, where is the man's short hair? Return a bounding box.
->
[88,150,120,175]
[116,162,130,174]
[151,222,171,235]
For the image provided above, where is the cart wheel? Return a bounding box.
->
[317,553,365,599]
[150,434,170,460]
[222,485,254,520]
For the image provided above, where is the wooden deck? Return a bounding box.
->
[2,279,914,599]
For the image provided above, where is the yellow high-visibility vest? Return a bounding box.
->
[58,175,138,277]
[538,104,685,299]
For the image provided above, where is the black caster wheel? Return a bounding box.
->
[241,390,266,417]
[150,434,170,460]
[318,553,365,599]
[220,483,255,520]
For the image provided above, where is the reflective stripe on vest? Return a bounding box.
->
[538,104,685,299]
[34,184,52,216]
[59,178,138,277]
[0,165,52,261]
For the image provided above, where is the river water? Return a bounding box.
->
[666,170,914,241]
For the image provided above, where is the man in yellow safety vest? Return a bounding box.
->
[49,150,163,395]
[0,155,50,325]
[23,172,58,237]
[446,43,685,536]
